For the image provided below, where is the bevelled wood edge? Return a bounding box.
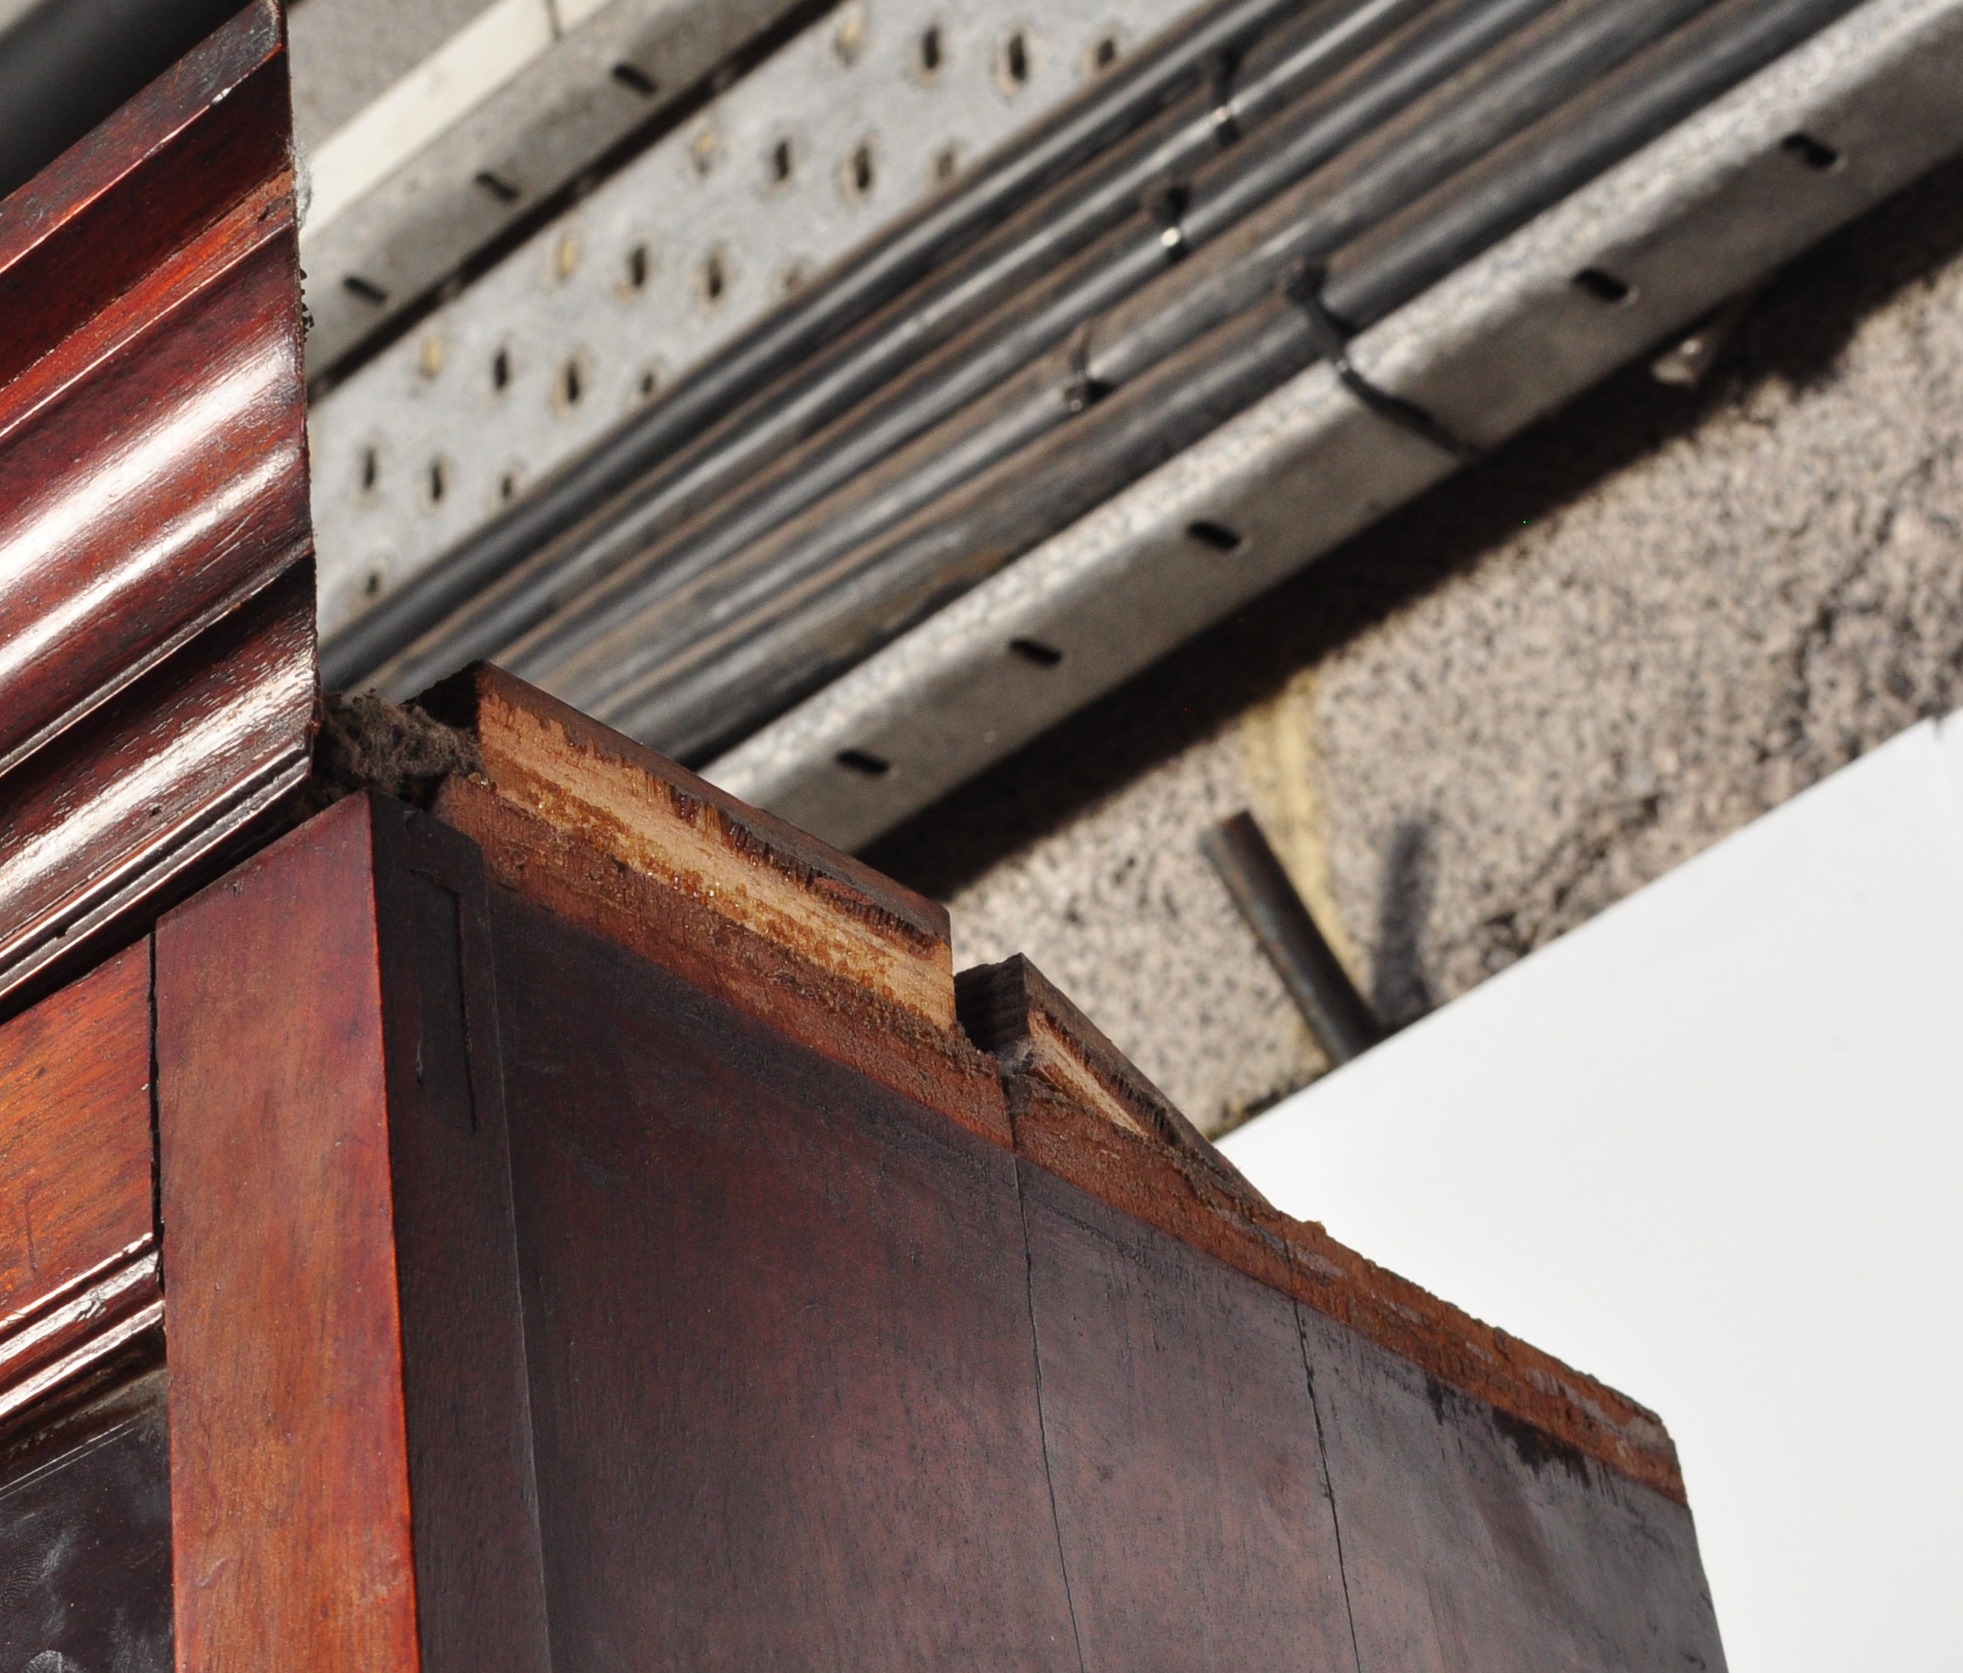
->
[0,1242,163,1434]
[0,940,159,1424]
[418,665,955,1027]
[971,957,1685,1505]
[432,774,1010,1149]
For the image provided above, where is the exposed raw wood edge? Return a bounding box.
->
[432,775,1009,1148]
[957,955,1269,1206]
[970,961,1683,1504]
[420,665,956,1028]
[0,1244,164,1430]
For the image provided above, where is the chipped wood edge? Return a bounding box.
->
[430,666,955,1028]
[432,773,1011,1148]
[966,957,1685,1504]
[0,1241,163,1431]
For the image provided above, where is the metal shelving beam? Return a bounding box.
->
[704,0,1963,847]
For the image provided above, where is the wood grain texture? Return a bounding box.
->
[425,664,953,1022]
[1298,1305,1726,1672]
[0,569,314,1013]
[1019,1161,1357,1673]
[156,795,421,1673]
[487,888,1079,1670]
[0,942,162,1427]
[0,0,314,1014]
[0,1369,174,1673]
[155,793,552,1673]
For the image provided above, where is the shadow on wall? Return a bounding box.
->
[868,150,1963,900]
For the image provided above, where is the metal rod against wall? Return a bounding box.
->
[1202,811,1385,1066]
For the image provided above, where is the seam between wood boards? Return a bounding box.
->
[1296,1299,1366,1673]
[1011,1150,1090,1673]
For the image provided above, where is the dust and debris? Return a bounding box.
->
[310,690,482,809]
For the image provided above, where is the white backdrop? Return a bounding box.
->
[1222,714,1963,1672]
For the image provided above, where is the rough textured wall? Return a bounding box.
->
[870,154,1963,1135]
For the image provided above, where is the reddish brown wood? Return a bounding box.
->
[486,885,1079,1669]
[155,792,550,1673]
[0,942,161,1428]
[0,570,314,1011]
[1299,1306,1723,1672]
[962,952,1687,1504]
[0,0,313,1013]
[424,667,1008,1142]
[156,794,418,1673]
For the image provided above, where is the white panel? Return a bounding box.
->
[1221,714,1963,1673]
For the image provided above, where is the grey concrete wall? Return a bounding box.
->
[869,155,1963,1134]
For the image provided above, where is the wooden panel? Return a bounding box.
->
[424,667,1006,1143]
[0,942,162,1427]
[156,795,420,1673]
[0,0,314,1012]
[0,1369,173,1673]
[488,888,1080,1670]
[369,802,554,1673]
[1298,1306,1726,1673]
[155,792,551,1673]
[1020,1162,1358,1673]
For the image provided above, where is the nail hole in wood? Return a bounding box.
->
[474,170,521,204]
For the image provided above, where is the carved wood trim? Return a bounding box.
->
[0,0,314,1015]
[0,942,159,1426]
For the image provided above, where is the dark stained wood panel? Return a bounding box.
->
[0,942,161,1428]
[1297,1305,1726,1673]
[1018,1162,1358,1673]
[0,1370,173,1673]
[0,0,314,1013]
[487,888,1081,1671]
[368,802,554,1673]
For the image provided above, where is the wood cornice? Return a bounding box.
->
[0,0,315,1016]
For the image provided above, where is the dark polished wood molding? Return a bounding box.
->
[0,943,161,1430]
[0,0,314,1015]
